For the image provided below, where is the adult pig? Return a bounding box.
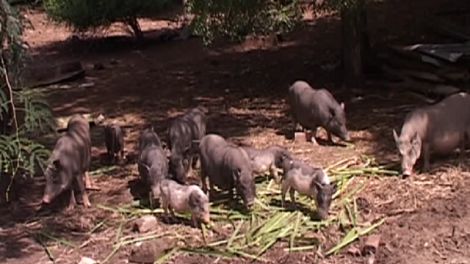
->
[280,157,336,220]
[42,114,92,209]
[393,92,470,176]
[242,145,292,184]
[288,80,350,145]
[168,107,207,184]
[199,134,256,209]
[138,143,169,202]
[104,123,125,164]
[160,178,210,227]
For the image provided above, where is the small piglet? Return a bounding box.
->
[104,123,125,164]
[160,178,210,227]
[42,114,92,209]
[242,145,292,183]
[168,107,207,184]
[138,129,168,202]
[199,134,256,209]
[288,80,350,145]
[393,92,470,176]
[281,158,336,220]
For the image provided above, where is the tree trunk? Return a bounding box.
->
[341,2,368,89]
[127,17,144,43]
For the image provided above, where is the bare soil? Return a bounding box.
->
[1,0,470,263]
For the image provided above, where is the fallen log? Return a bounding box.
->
[23,60,86,88]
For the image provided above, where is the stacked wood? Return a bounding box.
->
[368,43,469,100]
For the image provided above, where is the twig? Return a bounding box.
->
[1,57,20,203]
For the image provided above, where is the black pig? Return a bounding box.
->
[42,114,92,209]
[168,107,207,184]
[104,123,125,164]
[199,134,256,209]
[288,80,350,145]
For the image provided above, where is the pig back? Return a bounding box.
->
[199,134,233,188]
[49,133,88,177]
[186,107,207,139]
[288,81,327,128]
[216,146,252,189]
[407,92,470,152]
[65,114,91,172]
[104,124,123,152]
[138,145,168,183]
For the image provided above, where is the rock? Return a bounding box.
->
[132,215,158,233]
[129,240,171,264]
[79,257,96,264]
[93,62,105,70]
[363,234,381,255]
[348,246,362,256]
[294,131,312,143]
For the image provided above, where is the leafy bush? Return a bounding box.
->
[188,0,303,45]
[1,0,54,184]
[43,0,173,40]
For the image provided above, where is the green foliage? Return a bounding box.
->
[188,0,303,45]
[43,0,172,36]
[0,135,50,176]
[325,0,367,11]
[1,0,54,181]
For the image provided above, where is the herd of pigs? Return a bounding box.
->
[40,79,470,228]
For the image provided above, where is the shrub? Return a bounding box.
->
[1,0,54,198]
[187,0,303,45]
[43,0,173,41]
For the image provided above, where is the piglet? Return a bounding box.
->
[104,123,125,164]
[160,178,210,227]
[281,158,336,220]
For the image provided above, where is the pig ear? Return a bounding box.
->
[392,129,399,142]
[340,102,345,110]
[331,183,338,193]
[141,163,150,173]
[52,159,61,170]
[188,192,198,209]
[411,132,419,143]
[314,181,323,191]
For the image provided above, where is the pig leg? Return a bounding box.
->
[459,136,467,166]
[311,126,319,146]
[65,188,76,212]
[187,156,194,176]
[289,188,297,209]
[422,143,431,172]
[76,173,91,208]
[327,131,334,144]
[269,165,280,184]
[281,181,289,208]
[192,155,200,169]
[119,150,125,165]
[161,197,171,223]
[190,211,199,228]
[200,167,208,194]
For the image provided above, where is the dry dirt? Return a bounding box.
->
[1,0,470,263]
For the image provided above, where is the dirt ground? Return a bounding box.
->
[1,0,470,263]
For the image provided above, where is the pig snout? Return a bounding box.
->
[202,212,211,224]
[42,194,51,204]
[317,208,329,220]
[401,158,415,176]
[402,167,413,176]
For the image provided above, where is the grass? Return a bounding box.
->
[82,155,397,263]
